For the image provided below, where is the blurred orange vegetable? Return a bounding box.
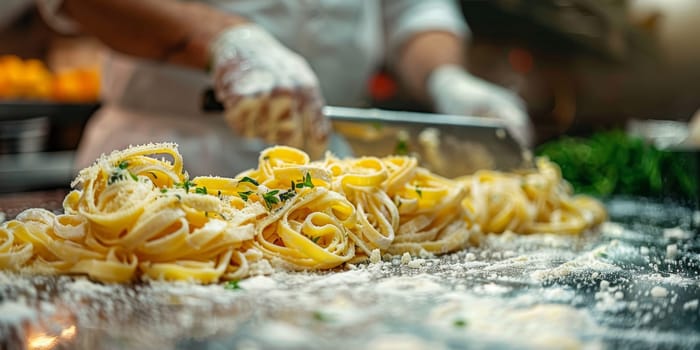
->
[0,55,100,102]
[51,68,100,102]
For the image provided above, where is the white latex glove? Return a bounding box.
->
[210,24,330,158]
[428,65,533,147]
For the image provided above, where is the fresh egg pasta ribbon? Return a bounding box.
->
[457,158,606,235]
[0,143,606,283]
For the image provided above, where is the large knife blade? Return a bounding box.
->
[201,90,532,177]
[324,106,532,177]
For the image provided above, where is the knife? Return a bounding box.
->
[202,89,532,177]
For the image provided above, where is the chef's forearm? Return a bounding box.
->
[61,0,247,69]
[395,31,465,103]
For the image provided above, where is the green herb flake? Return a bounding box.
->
[305,173,314,188]
[107,171,123,185]
[311,236,321,244]
[195,186,208,195]
[175,180,196,192]
[148,171,158,179]
[239,176,259,186]
[224,280,241,290]
[108,167,137,185]
[296,173,314,189]
[279,190,296,202]
[415,186,423,198]
[118,161,129,169]
[238,191,254,201]
[312,310,329,322]
[395,139,409,155]
[453,319,468,327]
[219,212,228,220]
[160,188,168,193]
[263,190,280,209]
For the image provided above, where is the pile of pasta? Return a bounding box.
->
[0,143,606,283]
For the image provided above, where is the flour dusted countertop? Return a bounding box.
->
[1,196,699,349]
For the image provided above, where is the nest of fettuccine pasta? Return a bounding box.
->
[0,143,606,283]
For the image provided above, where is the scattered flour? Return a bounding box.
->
[600,222,640,240]
[640,273,697,287]
[253,321,315,346]
[418,249,434,259]
[541,287,575,303]
[428,296,602,350]
[239,275,277,290]
[248,259,274,276]
[650,286,669,298]
[407,259,425,269]
[502,250,517,259]
[65,278,116,295]
[683,299,699,311]
[531,243,621,282]
[0,206,697,349]
[0,303,34,350]
[367,334,445,350]
[663,227,693,240]
[374,275,444,295]
[666,244,678,260]
[593,280,624,313]
[0,301,36,325]
[308,270,371,288]
[474,283,511,296]
[369,249,381,264]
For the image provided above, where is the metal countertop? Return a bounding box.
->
[0,196,699,350]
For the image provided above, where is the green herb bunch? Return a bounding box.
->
[536,130,698,201]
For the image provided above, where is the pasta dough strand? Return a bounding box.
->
[0,143,606,283]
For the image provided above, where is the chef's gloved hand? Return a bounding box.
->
[210,24,330,158]
[428,65,533,147]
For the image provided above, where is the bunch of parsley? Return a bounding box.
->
[536,130,698,202]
